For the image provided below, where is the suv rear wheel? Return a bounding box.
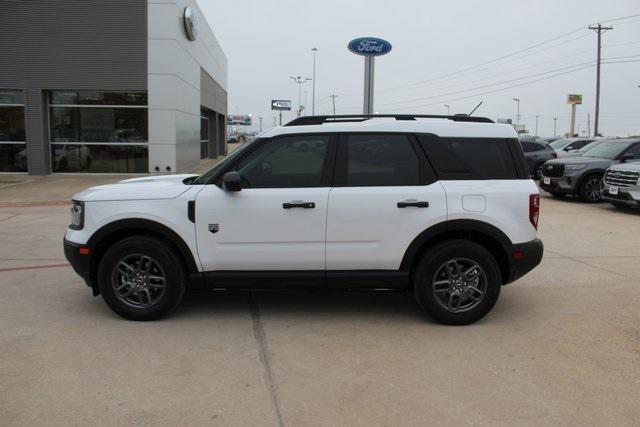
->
[413,240,501,325]
[97,236,186,321]
[578,173,603,202]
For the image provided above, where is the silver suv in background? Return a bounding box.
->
[602,162,640,209]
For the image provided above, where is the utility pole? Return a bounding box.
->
[311,48,318,115]
[589,23,612,136]
[587,113,591,137]
[329,94,338,115]
[553,116,557,137]
[512,98,520,126]
[289,76,312,117]
[444,104,450,115]
[535,115,539,136]
[259,117,263,133]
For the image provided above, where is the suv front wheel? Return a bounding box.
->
[578,173,603,202]
[97,236,186,321]
[413,240,501,325]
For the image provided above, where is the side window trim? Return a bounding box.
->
[333,132,435,187]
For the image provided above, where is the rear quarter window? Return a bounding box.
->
[417,135,519,180]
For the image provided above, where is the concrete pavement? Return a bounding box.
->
[0,186,639,425]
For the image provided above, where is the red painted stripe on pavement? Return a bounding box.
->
[0,263,70,272]
[0,201,72,208]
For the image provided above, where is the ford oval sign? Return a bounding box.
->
[348,37,392,56]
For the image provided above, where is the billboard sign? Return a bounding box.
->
[271,100,292,111]
[347,37,392,56]
[567,94,583,105]
[227,114,252,126]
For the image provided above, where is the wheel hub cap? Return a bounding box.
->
[431,258,487,313]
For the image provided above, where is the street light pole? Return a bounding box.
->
[512,98,520,126]
[553,116,557,137]
[535,115,539,136]
[290,76,312,117]
[311,47,318,115]
[444,104,450,115]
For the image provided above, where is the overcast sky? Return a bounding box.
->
[199,0,640,137]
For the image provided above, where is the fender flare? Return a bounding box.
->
[87,218,200,275]
[399,219,513,272]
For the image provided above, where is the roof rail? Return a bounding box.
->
[284,114,494,126]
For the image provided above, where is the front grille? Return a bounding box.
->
[605,169,639,187]
[542,163,564,177]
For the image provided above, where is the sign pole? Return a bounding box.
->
[570,104,576,137]
[363,56,375,114]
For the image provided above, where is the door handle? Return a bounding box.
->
[397,200,429,208]
[283,201,315,209]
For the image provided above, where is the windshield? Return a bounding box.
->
[549,138,573,149]
[191,139,260,184]
[576,139,605,153]
[581,140,633,160]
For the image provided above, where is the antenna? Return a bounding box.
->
[468,101,483,116]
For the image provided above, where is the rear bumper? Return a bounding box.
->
[63,238,96,293]
[504,238,544,285]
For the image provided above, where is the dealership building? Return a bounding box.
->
[0,0,228,175]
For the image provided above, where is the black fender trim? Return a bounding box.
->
[87,218,201,284]
[399,219,517,286]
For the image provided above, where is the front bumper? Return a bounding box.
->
[601,184,640,207]
[63,238,97,294]
[504,238,544,285]
[539,176,575,194]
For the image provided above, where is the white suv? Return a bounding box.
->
[64,115,543,325]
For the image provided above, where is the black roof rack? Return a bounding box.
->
[284,114,494,126]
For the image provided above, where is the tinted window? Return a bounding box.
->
[623,143,640,159]
[582,140,635,160]
[522,141,544,152]
[418,136,517,180]
[235,135,329,188]
[346,134,419,186]
[567,139,593,150]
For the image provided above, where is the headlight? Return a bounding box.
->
[70,201,84,230]
[565,164,587,171]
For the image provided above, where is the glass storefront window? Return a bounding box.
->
[50,91,147,106]
[50,144,148,173]
[0,89,26,172]
[50,107,147,143]
[0,89,24,105]
[0,144,28,172]
[49,91,148,173]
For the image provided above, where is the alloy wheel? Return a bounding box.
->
[111,254,166,309]
[583,177,602,202]
[432,258,487,313]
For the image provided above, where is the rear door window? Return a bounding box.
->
[417,136,518,180]
[345,134,420,186]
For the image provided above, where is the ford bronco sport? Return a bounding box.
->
[64,114,543,325]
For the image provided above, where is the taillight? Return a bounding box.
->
[551,151,558,158]
[529,194,540,229]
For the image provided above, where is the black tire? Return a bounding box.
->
[532,163,544,180]
[97,236,186,321]
[413,240,501,325]
[578,173,603,203]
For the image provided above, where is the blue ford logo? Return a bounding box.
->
[348,37,392,56]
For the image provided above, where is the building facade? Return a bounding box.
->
[0,0,227,175]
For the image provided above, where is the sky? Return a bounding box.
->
[198,0,640,137]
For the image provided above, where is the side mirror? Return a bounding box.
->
[620,153,636,163]
[222,171,242,191]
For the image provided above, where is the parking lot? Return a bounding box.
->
[1,176,639,426]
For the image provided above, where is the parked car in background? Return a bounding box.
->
[602,162,640,209]
[557,139,607,158]
[540,138,640,202]
[520,139,557,179]
[549,137,597,156]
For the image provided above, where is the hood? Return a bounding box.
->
[545,156,613,167]
[608,161,640,172]
[73,174,198,202]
